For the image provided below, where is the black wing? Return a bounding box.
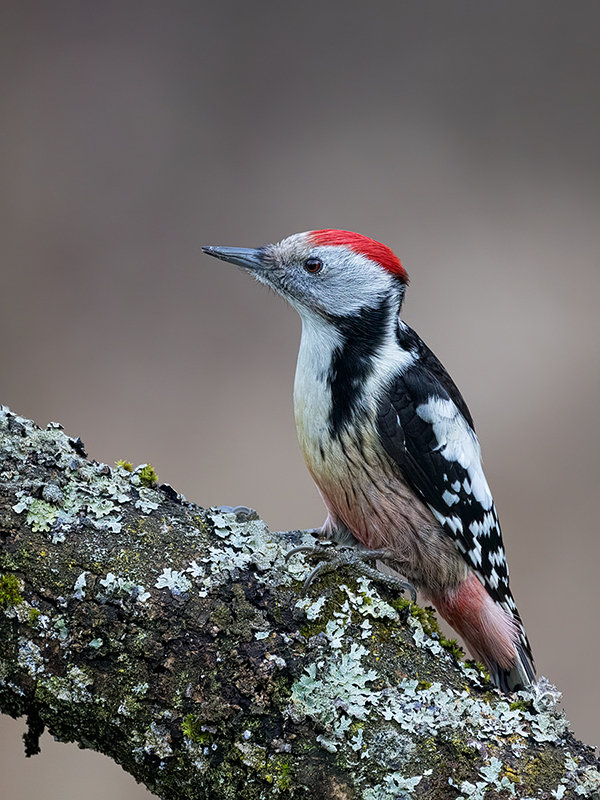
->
[377,324,511,607]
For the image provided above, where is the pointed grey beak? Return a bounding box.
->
[202,245,265,271]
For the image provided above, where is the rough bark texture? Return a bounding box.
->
[0,407,598,800]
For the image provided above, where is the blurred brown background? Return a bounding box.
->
[1,1,599,797]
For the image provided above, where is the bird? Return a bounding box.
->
[202,229,535,692]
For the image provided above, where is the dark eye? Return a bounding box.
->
[304,257,323,274]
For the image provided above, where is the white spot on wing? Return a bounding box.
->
[468,511,498,539]
[490,548,507,568]
[488,568,500,589]
[442,489,460,506]
[431,507,463,534]
[469,541,483,567]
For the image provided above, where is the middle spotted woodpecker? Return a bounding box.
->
[203,229,535,692]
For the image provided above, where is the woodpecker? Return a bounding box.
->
[203,229,535,692]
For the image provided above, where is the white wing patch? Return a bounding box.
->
[376,361,517,612]
[416,397,493,511]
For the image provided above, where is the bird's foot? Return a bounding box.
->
[285,541,416,600]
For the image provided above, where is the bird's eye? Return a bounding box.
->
[304,257,323,274]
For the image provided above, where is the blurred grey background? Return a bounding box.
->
[1,1,599,797]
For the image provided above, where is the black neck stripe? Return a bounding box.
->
[326,294,395,436]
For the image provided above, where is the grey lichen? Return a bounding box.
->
[448,757,517,798]
[286,570,574,795]
[155,568,192,596]
[290,642,378,733]
[363,769,432,800]
[40,667,94,704]
[4,407,165,539]
[143,721,174,760]
[97,572,151,604]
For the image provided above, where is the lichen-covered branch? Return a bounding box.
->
[0,407,598,800]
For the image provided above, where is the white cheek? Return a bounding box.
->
[269,237,396,318]
[308,246,393,317]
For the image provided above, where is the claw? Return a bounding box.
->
[287,541,416,601]
[397,579,417,603]
[302,561,333,594]
[284,541,335,562]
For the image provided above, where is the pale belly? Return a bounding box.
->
[295,397,467,594]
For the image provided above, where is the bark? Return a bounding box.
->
[0,406,598,800]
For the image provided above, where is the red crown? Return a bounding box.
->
[309,229,407,282]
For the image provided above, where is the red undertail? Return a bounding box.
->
[431,572,534,692]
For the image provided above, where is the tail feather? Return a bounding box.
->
[491,641,536,693]
[499,603,536,690]
[432,572,536,693]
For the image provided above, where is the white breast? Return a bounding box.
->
[293,315,341,471]
[293,311,415,474]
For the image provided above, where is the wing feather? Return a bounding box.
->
[376,328,510,605]
[376,323,534,674]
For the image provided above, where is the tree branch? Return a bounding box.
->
[0,407,598,799]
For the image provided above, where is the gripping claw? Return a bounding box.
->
[286,542,416,600]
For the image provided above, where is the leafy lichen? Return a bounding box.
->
[24,499,58,532]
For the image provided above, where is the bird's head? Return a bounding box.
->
[203,230,408,321]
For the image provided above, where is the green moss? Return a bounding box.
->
[510,699,533,713]
[263,756,293,790]
[300,618,328,639]
[193,515,209,533]
[503,764,521,785]
[466,660,491,682]
[235,744,294,792]
[390,594,467,664]
[115,460,133,472]
[445,734,480,763]
[274,759,292,791]
[27,607,41,626]
[438,635,464,661]
[390,596,440,637]
[521,749,566,790]
[181,714,213,744]
[0,573,23,607]
[138,464,158,487]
